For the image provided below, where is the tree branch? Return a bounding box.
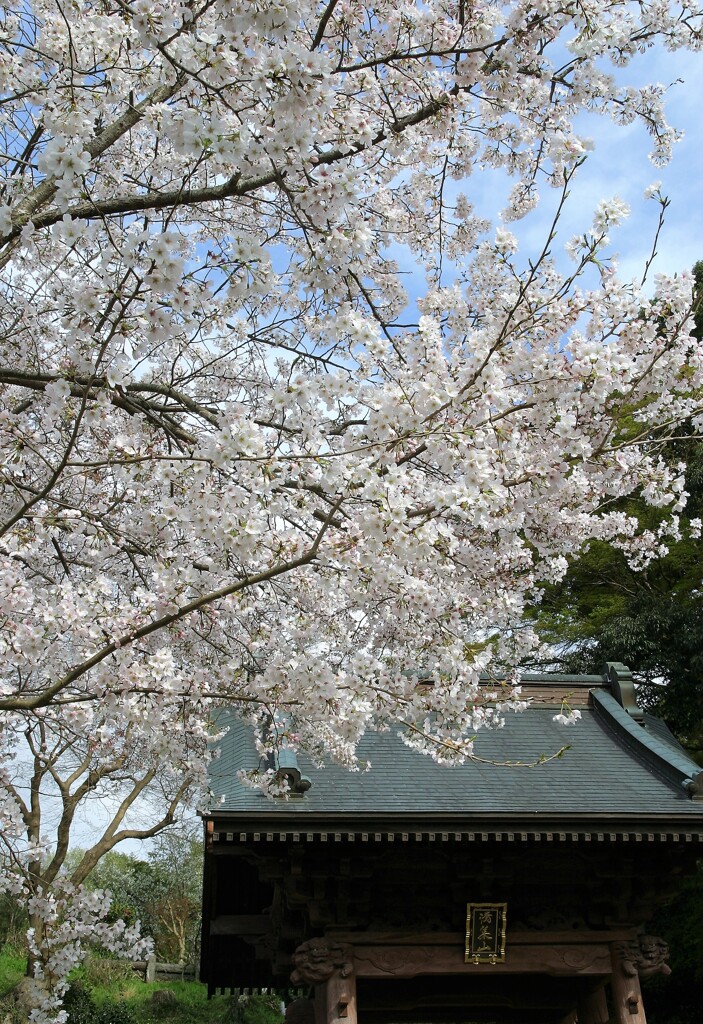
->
[70,775,191,885]
[0,95,451,239]
[0,493,347,710]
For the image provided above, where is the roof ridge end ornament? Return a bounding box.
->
[265,712,312,797]
[681,772,703,801]
[603,662,644,725]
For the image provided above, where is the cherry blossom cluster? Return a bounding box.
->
[24,880,151,1024]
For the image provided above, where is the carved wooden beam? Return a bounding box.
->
[352,943,611,977]
[210,915,272,936]
[611,935,671,979]
[325,928,639,946]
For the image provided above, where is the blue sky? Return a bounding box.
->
[381,46,702,330]
[499,47,703,287]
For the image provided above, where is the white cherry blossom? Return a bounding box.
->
[0,2,702,1019]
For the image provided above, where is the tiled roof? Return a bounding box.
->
[207,678,703,824]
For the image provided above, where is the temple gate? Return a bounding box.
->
[201,665,703,1023]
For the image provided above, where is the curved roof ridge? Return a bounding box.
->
[591,689,703,800]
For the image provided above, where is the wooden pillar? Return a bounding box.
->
[577,984,609,1024]
[610,964,646,1023]
[291,939,357,1024]
[610,943,647,1024]
[609,934,671,1024]
[313,986,326,1024]
[315,968,357,1024]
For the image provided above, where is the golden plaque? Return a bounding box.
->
[465,902,507,964]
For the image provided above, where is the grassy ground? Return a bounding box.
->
[67,978,238,1023]
[0,947,282,1024]
[0,946,24,998]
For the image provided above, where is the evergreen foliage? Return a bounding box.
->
[642,865,703,1024]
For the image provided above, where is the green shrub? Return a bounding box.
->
[0,894,28,948]
[64,981,98,1024]
[64,982,146,1024]
[93,1002,142,1024]
[227,992,284,1024]
[75,952,135,991]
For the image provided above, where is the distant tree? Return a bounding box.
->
[145,832,202,965]
[642,863,703,1024]
[533,519,703,757]
[77,830,202,964]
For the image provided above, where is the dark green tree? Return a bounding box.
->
[80,850,160,932]
[641,863,703,1024]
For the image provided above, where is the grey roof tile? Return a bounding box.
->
[208,698,703,821]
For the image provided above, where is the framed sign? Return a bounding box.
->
[465,903,507,964]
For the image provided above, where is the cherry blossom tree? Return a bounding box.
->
[1,1,703,1018]
[0,699,202,1021]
